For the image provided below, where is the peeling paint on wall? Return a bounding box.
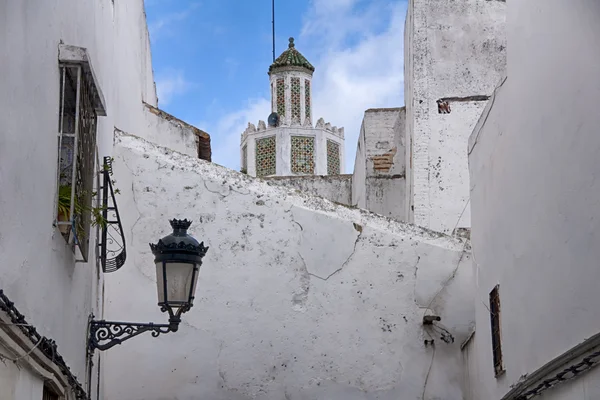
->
[105,131,475,400]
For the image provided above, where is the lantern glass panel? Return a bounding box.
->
[155,261,197,305]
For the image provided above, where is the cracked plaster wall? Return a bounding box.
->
[104,132,475,400]
[466,1,600,399]
[265,175,352,206]
[352,108,406,221]
[404,0,506,234]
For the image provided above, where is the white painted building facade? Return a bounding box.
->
[404,0,506,234]
[0,1,208,399]
[464,1,600,399]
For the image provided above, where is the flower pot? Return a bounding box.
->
[57,210,71,237]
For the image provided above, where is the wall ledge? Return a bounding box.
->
[501,331,600,400]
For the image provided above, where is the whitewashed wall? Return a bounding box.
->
[105,132,475,400]
[352,108,406,221]
[265,175,353,206]
[466,1,600,398]
[0,1,198,398]
[141,103,200,157]
[404,0,506,234]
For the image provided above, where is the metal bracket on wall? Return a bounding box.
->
[98,156,127,273]
[87,316,179,352]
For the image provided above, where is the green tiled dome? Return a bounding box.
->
[269,37,315,73]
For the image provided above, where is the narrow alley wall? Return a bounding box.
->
[104,132,475,400]
[0,0,157,397]
[466,1,600,399]
[404,0,506,234]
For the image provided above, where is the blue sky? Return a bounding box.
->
[145,0,407,172]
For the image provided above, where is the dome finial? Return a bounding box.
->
[288,37,295,48]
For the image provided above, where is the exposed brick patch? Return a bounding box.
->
[371,147,397,173]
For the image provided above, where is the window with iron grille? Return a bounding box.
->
[43,385,59,400]
[489,284,505,376]
[56,63,98,261]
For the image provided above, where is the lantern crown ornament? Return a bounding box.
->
[150,219,209,262]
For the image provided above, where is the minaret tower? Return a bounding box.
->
[240,37,345,178]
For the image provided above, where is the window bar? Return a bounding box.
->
[69,65,83,245]
[94,149,102,271]
[55,65,67,225]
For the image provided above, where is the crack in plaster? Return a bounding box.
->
[120,155,153,284]
[290,207,362,281]
[304,229,362,282]
[203,180,230,199]
[420,243,468,313]
[412,254,422,305]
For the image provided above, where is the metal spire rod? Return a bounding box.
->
[272,0,275,62]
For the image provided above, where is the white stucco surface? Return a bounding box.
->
[141,103,202,158]
[404,0,506,234]
[265,175,353,206]
[352,108,406,221]
[0,0,155,391]
[466,1,600,398]
[0,1,206,398]
[105,132,475,400]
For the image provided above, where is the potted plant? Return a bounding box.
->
[57,185,77,236]
[57,185,108,238]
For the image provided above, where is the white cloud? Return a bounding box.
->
[209,98,271,170]
[148,2,200,41]
[306,0,407,172]
[155,69,190,106]
[209,0,407,172]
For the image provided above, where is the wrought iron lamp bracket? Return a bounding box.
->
[88,316,180,352]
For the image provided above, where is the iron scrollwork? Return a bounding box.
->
[0,289,89,399]
[88,318,177,352]
[513,350,600,400]
[99,156,127,273]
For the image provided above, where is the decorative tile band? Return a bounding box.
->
[276,78,285,118]
[291,77,301,124]
[255,136,276,177]
[291,136,315,175]
[327,139,340,175]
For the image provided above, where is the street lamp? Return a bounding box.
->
[88,219,208,352]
